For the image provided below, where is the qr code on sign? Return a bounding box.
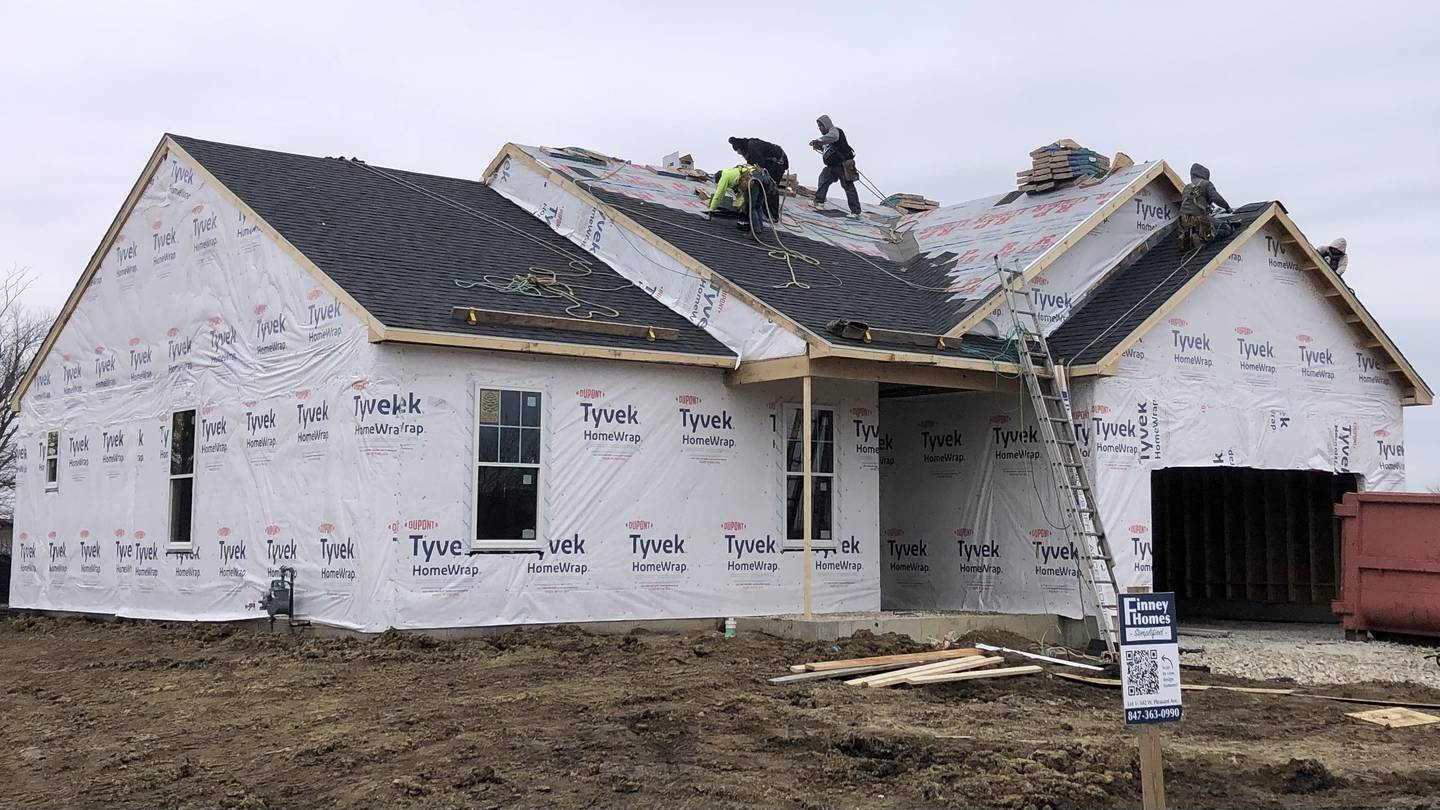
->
[1124,648,1160,695]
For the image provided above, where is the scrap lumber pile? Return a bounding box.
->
[880,192,940,214]
[656,153,713,182]
[771,646,1048,688]
[1018,139,1111,194]
[779,173,801,196]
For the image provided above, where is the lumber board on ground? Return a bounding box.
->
[905,665,1044,684]
[1299,694,1440,711]
[846,655,998,687]
[1054,672,1296,694]
[768,662,905,684]
[791,647,980,673]
[857,656,1005,688]
[1346,707,1440,728]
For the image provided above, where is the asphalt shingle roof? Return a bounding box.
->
[168,135,733,358]
[1047,202,1273,366]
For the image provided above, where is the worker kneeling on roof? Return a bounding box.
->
[1178,162,1232,250]
[706,163,777,234]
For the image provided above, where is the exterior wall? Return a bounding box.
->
[878,221,1407,616]
[10,150,881,630]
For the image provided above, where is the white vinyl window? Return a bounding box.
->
[168,409,196,548]
[473,387,543,550]
[44,431,59,492]
[783,404,837,550]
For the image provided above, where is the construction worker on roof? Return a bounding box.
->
[728,137,789,185]
[1316,237,1349,276]
[1178,163,1232,250]
[706,164,775,234]
[809,115,862,220]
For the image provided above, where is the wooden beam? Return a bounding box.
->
[449,306,680,342]
[901,664,1042,685]
[725,354,1021,392]
[944,161,1182,337]
[381,327,737,368]
[789,648,983,673]
[725,354,811,385]
[802,375,814,620]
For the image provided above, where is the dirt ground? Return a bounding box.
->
[3,616,1439,810]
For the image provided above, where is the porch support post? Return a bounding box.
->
[802,374,814,620]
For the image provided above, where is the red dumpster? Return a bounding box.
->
[1332,492,1440,638]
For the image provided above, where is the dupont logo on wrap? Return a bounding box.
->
[955,526,1001,577]
[92,346,118,390]
[200,409,229,456]
[1234,325,1277,374]
[852,407,888,458]
[79,530,102,576]
[166,326,193,373]
[253,304,288,356]
[676,393,736,450]
[216,526,247,580]
[1375,429,1405,473]
[1330,422,1358,472]
[1168,318,1213,369]
[579,390,641,446]
[1263,235,1301,272]
[191,204,220,252]
[117,529,160,579]
[990,413,1041,461]
[1030,528,1080,579]
[1294,333,1336,380]
[627,519,688,576]
[920,420,964,464]
[295,390,330,444]
[1130,524,1152,574]
[398,519,480,579]
[151,218,178,266]
[112,233,139,278]
[1089,400,1161,463]
[1355,352,1392,387]
[313,522,358,581]
[353,382,425,437]
[127,337,154,382]
[207,316,239,363]
[305,288,345,343]
[723,520,780,575]
[885,528,929,574]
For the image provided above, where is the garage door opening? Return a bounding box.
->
[1151,468,1361,622]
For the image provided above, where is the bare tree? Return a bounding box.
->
[0,269,53,517]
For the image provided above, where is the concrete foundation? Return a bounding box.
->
[738,610,1085,646]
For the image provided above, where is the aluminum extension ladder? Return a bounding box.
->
[998,265,1122,656]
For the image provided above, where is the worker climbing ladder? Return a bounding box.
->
[998,264,1122,657]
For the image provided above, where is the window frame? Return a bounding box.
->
[781,402,839,552]
[166,408,197,551]
[44,430,59,492]
[470,385,546,552]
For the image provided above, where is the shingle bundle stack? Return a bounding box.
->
[1017,139,1111,194]
[881,193,940,214]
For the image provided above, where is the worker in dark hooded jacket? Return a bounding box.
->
[1178,163,1232,250]
[728,137,789,184]
[809,114,862,219]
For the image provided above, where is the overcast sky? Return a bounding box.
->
[1,0,1437,486]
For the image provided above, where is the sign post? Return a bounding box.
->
[1119,590,1181,810]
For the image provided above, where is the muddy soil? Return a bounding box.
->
[2,615,1438,809]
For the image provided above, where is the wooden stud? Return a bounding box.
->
[846,656,1001,687]
[381,328,737,368]
[792,648,983,673]
[1138,725,1167,810]
[901,664,1041,685]
[449,306,680,341]
[802,374,814,621]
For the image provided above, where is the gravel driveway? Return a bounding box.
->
[1180,620,1440,689]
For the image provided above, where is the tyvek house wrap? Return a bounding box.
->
[10,149,880,630]
[878,221,1405,616]
[488,153,807,361]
